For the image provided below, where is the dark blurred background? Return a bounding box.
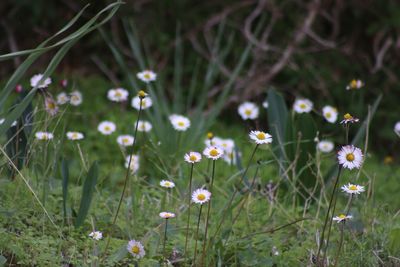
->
[0,0,399,155]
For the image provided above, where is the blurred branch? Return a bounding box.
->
[372,37,393,73]
[1,20,21,68]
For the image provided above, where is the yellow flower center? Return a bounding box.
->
[115,91,122,97]
[141,100,146,107]
[299,103,307,109]
[189,155,197,161]
[338,214,346,219]
[325,112,331,118]
[144,73,151,79]
[131,245,140,254]
[256,132,266,140]
[245,109,252,116]
[350,79,357,88]
[72,133,78,139]
[197,194,206,201]
[123,138,129,143]
[47,101,56,110]
[178,121,185,127]
[209,149,219,157]
[164,182,170,186]
[140,124,146,130]
[344,113,352,120]
[71,96,78,101]
[104,126,111,131]
[346,153,355,162]
[349,185,357,191]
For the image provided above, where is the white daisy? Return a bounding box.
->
[184,151,202,164]
[89,231,103,240]
[70,91,83,106]
[203,146,224,160]
[107,88,129,102]
[293,98,313,114]
[127,240,145,259]
[333,214,352,223]
[117,135,134,146]
[97,121,116,135]
[337,145,363,170]
[317,140,334,153]
[159,212,176,219]
[35,131,54,140]
[341,183,365,195]
[30,74,51,88]
[322,106,338,123]
[249,131,273,145]
[137,120,152,132]
[262,100,269,109]
[66,131,84,141]
[131,96,153,110]
[45,98,59,116]
[394,121,400,136]
[56,92,69,105]
[223,150,239,165]
[160,180,175,188]
[218,138,235,152]
[125,155,139,173]
[169,114,191,131]
[346,79,364,90]
[137,70,157,83]
[238,102,259,120]
[340,113,359,124]
[192,188,211,204]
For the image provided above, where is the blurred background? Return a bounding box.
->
[0,0,399,155]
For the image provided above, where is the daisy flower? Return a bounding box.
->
[341,183,365,195]
[192,188,211,204]
[89,231,103,240]
[30,74,51,88]
[107,88,129,102]
[238,102,259,120]
[346,79,364,90]
[97,121,116,135]
[35,131,54,140]
[249,131,273,145]
[223,150,239,165]
[219,138,235,152]
[127,240,145,259]
[57,92,69,105]
[394,121,400,136]
[184,151,202,164]
[333,214,352,223]
[45,98,59,116]
[340,113,359,124]
[322,106,338,123]
[337,145,363,170]
[293,98,313,114]
[117,135,134,146]
[70,91,83,106]
[131,96,152,110]
[203,146,224,160]
[317,140,334,153]
[169,114,191,131]
[262,100,269,109]
[159,212,176,219]
[125,155,139,173]
[137,120,152,132]
[160,180,175,188]
[66,131,84,140]
[137,70,157,83]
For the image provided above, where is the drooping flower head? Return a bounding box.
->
[293,98,313,114]
[169,114,191,131]
[35,131,54,140]
[45,97,59,116]
[238,102,259,120]
[67,131,84,141]
[203,146,224,160]
[107,88,129,102]
[30,74,51,88]
[317,140,334,153]
[127,240,145,259]
[98,121,116,135]
[346,79,364,90]
[137,70,157,83]
[159,212,176,219]
[333,214,352,223]
[249,131,273,145]
[337,145,363,170]
[322,106,338,123]
[340,113,359,124]
[160,180,175,188]
[184,151,202,164]
[89,231,103,240]
[341,183,365,195]
[192,188,211,204]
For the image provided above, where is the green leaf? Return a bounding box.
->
[388,228,400,255]
[75,161,99,228]
[0,255,7,266]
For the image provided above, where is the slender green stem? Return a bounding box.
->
[201,160,216,265]
[76,142,88,171]
[193,205,203,265]
[333,195,353,267]
[102,97,143,257]
[211,144,259,240]
[316,166,342,263]
[184,163,194,256]
[163,219,168,260]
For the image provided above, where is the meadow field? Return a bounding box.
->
[0,1,400,266]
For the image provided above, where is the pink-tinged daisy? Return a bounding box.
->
[203,146,223,160]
